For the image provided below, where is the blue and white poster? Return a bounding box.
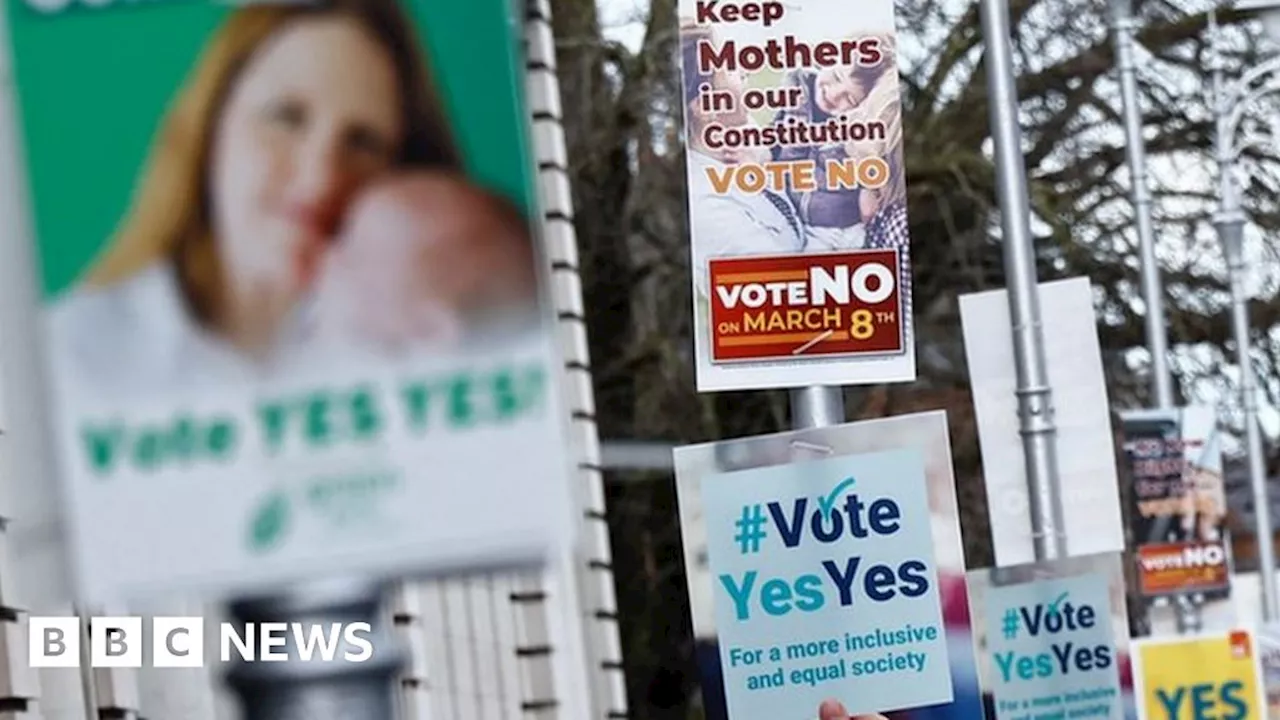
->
[698,446,953,718]
[968,552,1134,720]
[675,411,983,720]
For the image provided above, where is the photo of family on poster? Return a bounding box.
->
[44,0,544,402]
[680,23,911,321]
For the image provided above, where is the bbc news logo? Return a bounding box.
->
[28,616,375,668]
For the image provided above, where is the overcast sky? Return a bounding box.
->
[598,0,646,48]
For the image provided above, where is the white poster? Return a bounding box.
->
[677,0,916,391]
[674,411,985,720]
[960,276,1125,566]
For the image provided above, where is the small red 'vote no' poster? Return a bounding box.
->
[707,250,904,363]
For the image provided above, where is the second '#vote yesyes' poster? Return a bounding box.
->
[966,552,1136,720]
[677,0,917,392]
[0,0,576,603]
[674,411,980,720]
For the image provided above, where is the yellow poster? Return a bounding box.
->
[1134,630,1263,720]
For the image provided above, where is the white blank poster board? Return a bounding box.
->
[960,276,1125,565]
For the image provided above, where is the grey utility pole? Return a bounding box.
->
[1208,7,1280,621]
[1108,0,1175,409]
[979,0,1068,562]
[1107,0,1203,635]
[791,386,847,431]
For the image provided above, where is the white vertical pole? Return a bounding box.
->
[0,2,94,717]
[523,0,629,716]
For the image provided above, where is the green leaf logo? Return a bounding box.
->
[248,491,290,553]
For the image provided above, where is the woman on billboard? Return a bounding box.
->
[48,0,538,398]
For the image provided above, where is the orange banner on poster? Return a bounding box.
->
[1136,540,1230,596]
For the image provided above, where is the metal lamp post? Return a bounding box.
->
[1108,0,1175,410]
[1211,206,1278,623]
[980,0,1068,563]
[1108,0,1208,636]
[1207,1,1280,622]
